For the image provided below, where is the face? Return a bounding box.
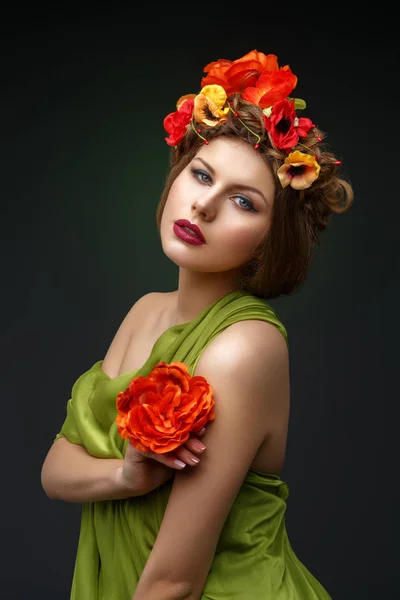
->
[160,136,275,276]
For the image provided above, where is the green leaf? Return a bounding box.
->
[288,97,307,111]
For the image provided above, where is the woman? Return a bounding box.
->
[41,49,353,599]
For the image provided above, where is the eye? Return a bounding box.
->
[191,168,211,184]
[233,195,257,212]
[191,168,257,212]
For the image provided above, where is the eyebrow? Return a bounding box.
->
[195,157,269,205]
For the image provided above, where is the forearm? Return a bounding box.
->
[132,579,194,600]
[41,437,137,503]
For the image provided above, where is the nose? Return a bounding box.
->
[191,190,218,221]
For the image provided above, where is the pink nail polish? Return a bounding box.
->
[193,440,206,451]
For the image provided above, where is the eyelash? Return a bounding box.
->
[191,169,257,212]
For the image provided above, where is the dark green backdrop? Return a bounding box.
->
[1,6,398,599]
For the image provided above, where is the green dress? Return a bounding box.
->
[55,290,332,599]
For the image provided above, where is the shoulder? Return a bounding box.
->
[196,318,289,379]
[194,318,289,437]
[115,291,163,334]
[101,291,170,377]
[124,290,174,327]
[130,291,164,318]
[134,290,176,315]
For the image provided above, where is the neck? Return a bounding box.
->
[170,268,241,325]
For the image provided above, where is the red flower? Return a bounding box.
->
[264,99,298,150]
[264,99,316,150]
[116,362,215,454]
[163,97,195,147]
[295,115,315,138]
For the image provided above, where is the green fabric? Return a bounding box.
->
[55,290,332,599]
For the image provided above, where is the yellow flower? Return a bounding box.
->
[193,84,229,127]
[277,150,321,190]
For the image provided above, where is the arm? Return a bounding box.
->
[132,320,290,600]
[41,437,138,502]
[41,292,160,503]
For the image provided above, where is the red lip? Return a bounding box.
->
[174,219,206,243]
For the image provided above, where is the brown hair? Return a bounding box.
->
[156,95,354,300]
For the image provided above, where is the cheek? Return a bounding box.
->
[223,220,267,255]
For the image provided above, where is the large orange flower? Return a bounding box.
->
[201,50,297,101]
[242,66,298,108]
[116,362,215,454]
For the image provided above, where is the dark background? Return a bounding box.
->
[1,5,398,599]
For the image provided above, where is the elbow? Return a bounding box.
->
[169,583,194,600]
[41,438,74,501]
[40,470,54,499]
[40,462,60,501]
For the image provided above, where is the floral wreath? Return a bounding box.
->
[163,50,341,191]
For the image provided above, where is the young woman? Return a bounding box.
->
[41,49,353,599]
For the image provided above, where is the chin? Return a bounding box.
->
[163,248,240,275]
[161,230,249,272]
[162,248,209,271]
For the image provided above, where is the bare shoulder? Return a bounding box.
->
[194,318,290,439]
[130,291,169,320]
[101,291,169,377]
[115,291,164,335]
[196,318,289,375]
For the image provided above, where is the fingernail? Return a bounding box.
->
[175,460,186,468]
[193,440,206,451]
[199,428,206,434]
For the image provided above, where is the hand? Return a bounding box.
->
[117,428,207,496]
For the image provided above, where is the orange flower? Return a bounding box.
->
[116,362,215,454]
[277,151,321,190]
[242,66,298,108]
[201,50,297,102]
[193,85,229,126]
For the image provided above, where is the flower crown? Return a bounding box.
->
[163,50,341,191]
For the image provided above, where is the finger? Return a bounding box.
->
[184,436,206,455]
[148,450,188,470]
[174,445,202,466]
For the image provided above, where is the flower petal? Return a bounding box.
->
[241,86,267,107]
[176,94,196,110]
[201,84,228,110]
[296,117,315,138]
[276,164,292,188]
[285,150,321,173]
[289,167,319,190]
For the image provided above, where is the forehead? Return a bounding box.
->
[194,137,273,185]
